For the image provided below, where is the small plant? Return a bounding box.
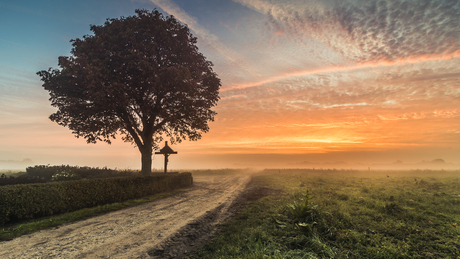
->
[273,189,337,256]
[286,189,319,223]
[361,186,370,193]
[382,202,405,216]
[274,189,323,235]
[337,193,349,201]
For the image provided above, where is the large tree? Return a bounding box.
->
[37,9,220,173]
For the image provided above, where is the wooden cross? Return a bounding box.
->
[155,141,178,173]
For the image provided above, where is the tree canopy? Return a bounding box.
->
[37,9,220,173]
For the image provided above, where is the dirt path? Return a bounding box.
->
[0,173,252,258]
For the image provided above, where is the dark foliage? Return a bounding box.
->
[0,174,48,186]
[25,165,126,179]
[0,173,192,226]
[0,165,137,186]
[37,9,220,173]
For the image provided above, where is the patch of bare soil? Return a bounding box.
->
[0,174,252,259]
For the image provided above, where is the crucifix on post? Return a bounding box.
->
[155,141,178,173]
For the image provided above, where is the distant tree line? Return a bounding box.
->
[0,165,137,186]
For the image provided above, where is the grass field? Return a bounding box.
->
[195,169,460,258]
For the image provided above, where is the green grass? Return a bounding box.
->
[194,169,460,258]
[0,187,192,241]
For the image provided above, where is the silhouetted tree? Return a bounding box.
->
[37,9,220,173]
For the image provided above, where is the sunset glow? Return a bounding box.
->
[1,0,459,170]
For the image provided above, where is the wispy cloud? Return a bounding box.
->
[378,109,460,121]
[150,0,258,77]
[0,38,26,47]
[222,55,460,91]
[234,0,460,64]
[220,58,460,114]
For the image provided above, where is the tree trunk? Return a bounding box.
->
[140,145,153,174]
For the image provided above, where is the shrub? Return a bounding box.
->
[0,165,139,186]
[25,165,123,180]
[0,173,192,226]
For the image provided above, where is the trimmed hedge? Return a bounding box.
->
[1,165,141,186]
[0,174,49,186]
[0,173,192,226]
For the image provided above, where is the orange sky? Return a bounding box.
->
[1,0,459,170]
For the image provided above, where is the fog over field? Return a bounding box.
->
[1,156,459,171]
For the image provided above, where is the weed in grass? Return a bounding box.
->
[272,189,338,257]
[286,190,318,223]
[361,186,370,193]
[382,202,405,216]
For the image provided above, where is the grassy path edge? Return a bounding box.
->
[0,187,193,241]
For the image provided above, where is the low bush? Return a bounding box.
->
[0,165,139,186]
[0,173,192,226]
[25,165,129,179]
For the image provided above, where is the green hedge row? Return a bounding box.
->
[0,173,192,226]
[25,165,129,180]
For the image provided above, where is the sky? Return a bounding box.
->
[1,0,459,170]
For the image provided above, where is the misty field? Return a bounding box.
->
[0,170,23,176]
[195,169,460,258]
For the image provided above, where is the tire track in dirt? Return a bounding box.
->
[0,174,252,259]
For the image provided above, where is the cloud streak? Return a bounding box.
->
[234,0,460,64]
[221,59,460,112]
[150,0,258,77]
[223,55,460,91]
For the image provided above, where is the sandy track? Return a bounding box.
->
[0,174,251,258]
